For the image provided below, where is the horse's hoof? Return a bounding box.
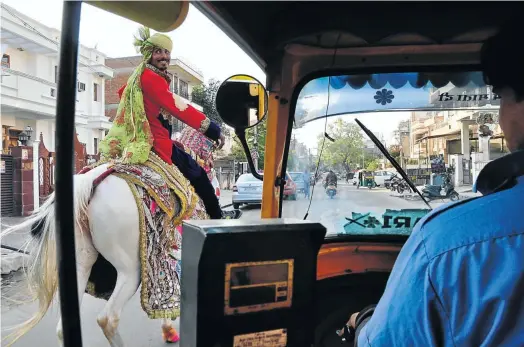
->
[162,327,180,343]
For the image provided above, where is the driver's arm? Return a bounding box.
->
[354,214,450,346]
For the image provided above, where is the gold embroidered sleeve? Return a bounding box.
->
[199,117,211,134]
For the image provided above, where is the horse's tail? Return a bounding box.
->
[2,172,96,345]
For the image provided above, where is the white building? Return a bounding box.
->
[1,3,113,155]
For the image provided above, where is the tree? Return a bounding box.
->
[317,119,365,173]
[388,144,401,162]
[191,79,229,135]
[230,121,267,169]
[366,159,381,171]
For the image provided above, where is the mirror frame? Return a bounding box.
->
[215,74,268,181]
[215,74,268,130]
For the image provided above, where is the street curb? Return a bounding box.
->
[1,249,29,275]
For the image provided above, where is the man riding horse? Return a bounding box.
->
[99,27,241,220]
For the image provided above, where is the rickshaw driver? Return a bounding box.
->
[99,27,241,220]
[341,18,524,346]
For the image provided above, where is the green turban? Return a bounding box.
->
[148,33,173,53]
[99,27,173,164]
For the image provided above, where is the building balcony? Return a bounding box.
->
[171,57,204,84]
[1,16,58,56]
[87,114,112,130]
[1,67,56,117]
[183,94,203,112]
[169,87,203,112]
[89,64,114,79]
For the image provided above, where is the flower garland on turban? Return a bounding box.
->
[99,26,173,164]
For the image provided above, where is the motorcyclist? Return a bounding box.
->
[324,170,338,188]
[342,18,524,346]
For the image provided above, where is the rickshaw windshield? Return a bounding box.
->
[286,70,506,238]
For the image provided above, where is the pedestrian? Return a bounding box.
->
[303,168,311,198]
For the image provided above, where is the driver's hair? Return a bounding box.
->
[481,16,524,102]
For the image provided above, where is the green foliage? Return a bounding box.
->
[191,79,229,135]
[230,122,267,169]
[317,119,365,172]
[366,159,381,171]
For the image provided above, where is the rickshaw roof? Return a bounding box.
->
[88,2,522,73]
[193,2,521,71]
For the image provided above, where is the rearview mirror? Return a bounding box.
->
[215,74,268,129]
[215,74,268,181]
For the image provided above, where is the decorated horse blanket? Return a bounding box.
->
[176,126,215,181]
[83,152,208,319]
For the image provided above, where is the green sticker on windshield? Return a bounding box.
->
[341,209,431,235]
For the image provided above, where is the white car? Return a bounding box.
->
[373,170,395,186]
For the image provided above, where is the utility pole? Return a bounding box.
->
[253,124,259,171]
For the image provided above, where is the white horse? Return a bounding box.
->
[2,163,183,346]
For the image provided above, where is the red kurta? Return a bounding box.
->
[117,68,213,165]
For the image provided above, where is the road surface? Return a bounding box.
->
[1,182,461,346]
[233,181,443,235]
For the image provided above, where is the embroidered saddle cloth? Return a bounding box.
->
[84,153,209,319]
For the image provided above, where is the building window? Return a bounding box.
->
[51,88,56,97]
[179,80,189,99]
[171,76,179,94]
[93,83,99,101]
[77,82,86,92]
[1,54,10,68]
[94,138,99,154]
[54,65,58,83]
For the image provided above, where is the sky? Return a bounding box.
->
[1,0,266,83]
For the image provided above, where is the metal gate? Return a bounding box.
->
[1,154,14,216]
[462,159,472,185]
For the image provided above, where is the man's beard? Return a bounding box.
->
[152,59,169,71]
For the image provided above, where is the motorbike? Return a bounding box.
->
[325,183,337,199]
[387,174,401,191]
[396,180,412,194]
[421,174,459,201]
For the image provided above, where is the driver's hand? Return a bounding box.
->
[347,312,359,329]
[217,133,226,149]
[337,311,360,338]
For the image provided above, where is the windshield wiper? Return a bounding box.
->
[355,118,432,210]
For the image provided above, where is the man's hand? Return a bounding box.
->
[347,312,359,329]
[217,133,226,149]
[336,311,360,339]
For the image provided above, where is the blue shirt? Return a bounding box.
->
[358,174,524,347]
[303,172,310,183]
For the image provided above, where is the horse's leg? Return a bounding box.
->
[88,176,141,347]
[96,270,140,347]
[56,218,99,345]
[161,318,180,343]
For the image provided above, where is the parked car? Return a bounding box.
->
[233,172,296,208]
[288,172,306,194]
[283,173,297,200]
[373,170,395,186]
[232,173,264,209]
